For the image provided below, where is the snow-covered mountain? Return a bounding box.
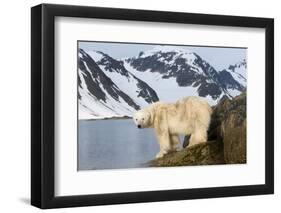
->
[78,49,159,119]
[223,59,247,87]
[125,46,246,104]
[78,46,246,119]
[216,59,247,97]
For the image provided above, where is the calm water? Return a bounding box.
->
[78,119,160,170]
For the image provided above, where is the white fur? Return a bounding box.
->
[133,97,212,159]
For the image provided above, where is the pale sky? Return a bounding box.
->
[79,41,247,71]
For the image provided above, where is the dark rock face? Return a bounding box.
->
[207,92,246,164]
[182,135,190,148]
[218,70,245,93]
[211,92,247,163]
[78,51,107,102]
[151,92,246,167]
[126,51,177,73]
[96,51,160,104]
[197,82,222,98]
[97,51,129,77]
[136,80,159,104]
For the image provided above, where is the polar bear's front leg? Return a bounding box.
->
[155,132,171,159]
[153,108,172,159]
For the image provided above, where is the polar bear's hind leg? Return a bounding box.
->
[189,132,207,146]
[188,99,211,147]
[189,123,208,147]
[170,135,181,151]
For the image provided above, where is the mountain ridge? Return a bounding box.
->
[78,47,246,119]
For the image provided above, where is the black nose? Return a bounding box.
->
[137,125,141,128]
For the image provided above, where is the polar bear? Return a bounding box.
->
[133,97,212,159]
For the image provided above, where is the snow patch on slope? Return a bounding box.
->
[223,60,247,88]
[124,61,218,106]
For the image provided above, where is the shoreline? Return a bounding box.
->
[79,115,132,121]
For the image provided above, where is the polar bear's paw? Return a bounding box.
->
[155,151,167,159]
[155,152,164,159]
[171,146,181,152]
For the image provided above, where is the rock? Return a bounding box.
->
[222,115,246,163]
[182,135,190,148]
[221,94,246,163]
[208,92,246,163]
[149,141,225,167]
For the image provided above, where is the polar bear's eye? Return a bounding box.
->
[136,119,138,121]
[142,118,144,121]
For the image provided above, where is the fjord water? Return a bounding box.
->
[78,119,159,170]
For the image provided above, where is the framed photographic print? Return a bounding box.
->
[31,3,274,209]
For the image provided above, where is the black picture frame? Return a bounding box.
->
[31,3,274,209]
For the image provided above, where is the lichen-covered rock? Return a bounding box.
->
[220,94,246,163]
[207,92,246,164]
[149,141,225,167]
[222,116,246,163]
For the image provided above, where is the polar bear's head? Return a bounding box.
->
[133,109,152,129]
